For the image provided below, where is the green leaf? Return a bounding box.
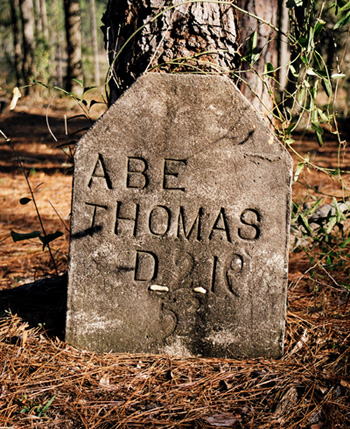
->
[289,64,298,77]
[312,122,324,146]
[264,62,274,76]
[19,197,31,205]
[340,237,350,248]
[307,26,315,52]
[340,1,350,12]
[285,137,295,145]
[322,77,332,97]
[298,86,306,105]
[326,216,337,234]
[89,100,103,108]
[318,108,329,123]
[285,123,296,135]
[299,213,313,235]
[72,78,83,87]
[314,21,325,38]
[331,73,346,79]
[330,168,341,176]
[334,10,350,29]
[248,31,258,50]
[37,395,56,417]
[294,162,305,182]
[242,31,262,65]
[11,230,41,242]
[39,231,64,250]
[83,86,96,94]
[286,0,303,7]
[308,199,323,216]
[333,197,347,221]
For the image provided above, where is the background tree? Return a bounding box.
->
[9,0,23,87]
[236,0,278,114]
[63,0,83,93]
[19,0,35,94]
[90,0,100,86]
[40,0,49,42]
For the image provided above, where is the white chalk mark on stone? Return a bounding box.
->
[194,287,207,294]
[150,285,169,292]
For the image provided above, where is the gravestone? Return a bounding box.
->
[66,74,293,358]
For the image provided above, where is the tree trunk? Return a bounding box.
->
[278,1,289,91]
[236,0,278,116]
[63,0,83,93]
[40,0,49,41]
[19,0,35,93]
[90,0,100,86]
[34,0,43,39]
[101,0,239,104]
[10,0,23,87]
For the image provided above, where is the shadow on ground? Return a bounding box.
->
[0,273,68,339]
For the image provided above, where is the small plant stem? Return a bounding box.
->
[7,140,59,276]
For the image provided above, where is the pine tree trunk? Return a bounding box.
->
[34,0,43,39]
[40,0,49,41]
[278,1,289,91]
[101,0,239,104]
[90,0,100,86]
[19,0,35,93]
[63,0,83,93]
[236,0,278,116]
[10,0,23,86]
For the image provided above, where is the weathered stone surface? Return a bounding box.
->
[66,74,293,358]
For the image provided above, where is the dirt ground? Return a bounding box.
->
[0,97,349,428]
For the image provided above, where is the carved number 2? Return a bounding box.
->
[175,251,194,286]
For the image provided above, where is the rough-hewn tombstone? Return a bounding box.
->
[66,74,293,358]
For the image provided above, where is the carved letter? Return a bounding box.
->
[85,202,108,236]
[177,206,202,241]
[115,201,139,237]
[163,159,187,191]
[127,157,149,189]
[148,205,171,236]
[238,209,261,241]
[209,208,231,242]
[134,250,158,281]
[88,154,112,189]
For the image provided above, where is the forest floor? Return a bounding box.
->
[0,96,349,428]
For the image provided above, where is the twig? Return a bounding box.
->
[6,140,59,276]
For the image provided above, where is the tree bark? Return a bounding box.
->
[19,0,35,93]
[90,0,100,86]
[236,0,278,116]
[102,0,238,104]
[63,0,83,93]
[278,0,289,91]
[34,0,43,39]
[10,0,23,87]
[40,0,49,41]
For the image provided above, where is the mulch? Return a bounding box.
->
[0,99,349,428]
[0,306,348,428]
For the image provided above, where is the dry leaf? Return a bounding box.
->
[340,378,350,388]
[99,374,110,387]
[9,87,21,110]
[203,413,240,427]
